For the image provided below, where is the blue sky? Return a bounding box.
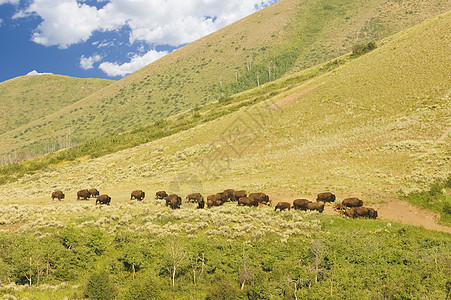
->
[0,0,279,82]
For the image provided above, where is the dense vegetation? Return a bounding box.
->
[401,175,451,225]
[0,204,450,299]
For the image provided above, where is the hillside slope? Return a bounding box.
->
[0,75,112,135]
[1,0,449,159]
[1,12,449,228]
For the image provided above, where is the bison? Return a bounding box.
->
[249,192,271,205]
[207,194,224,206]
[223,189,235,201]
[307,202,325,213]
[197,198,205,209]
[96,194,111,205]
[343,207,357,218]
[342,197,363,207]
[316,192,336,203]
[232,190,247,202]
[292,199,309,210]
[166,194,181,209]
[88,188,100,198]
[156,191,168,200]
[274,202,291,211]
[368,208,378,219]
[238,197,258,207]
[51,191,65,201]
[77,189,90,200]
[186,193,203,203]
[131,190,145,201]
[333,203,345,212]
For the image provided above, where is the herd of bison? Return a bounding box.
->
[51,188,378,219]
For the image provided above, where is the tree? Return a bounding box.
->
[308,240,326,284]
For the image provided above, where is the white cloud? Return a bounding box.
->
[80,54,102,70]
[15,0,278,48]
[99,49,168,77]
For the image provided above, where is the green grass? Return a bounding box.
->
[1,0,449,159]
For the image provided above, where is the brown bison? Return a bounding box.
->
[156,191,168,199]
[292,199,309,210]
[88,188,100,198]
[342,197,363,207]
[343,207,357,218]
[197,198,205,209]
[343,207,377,219]
[368,208,378,219]
[207,194,224,207]
[223,189,235,201]
[96,194,111,205]
[77,189,90,200]
[131,190,145,201]
[232,190,247,201]
[274,202,291,211]
[249,192,271,205]
[307,202,325,213]
[316,192,336,203]
[354,207,370,218]
[51,191,65,201]
[186,193,203,203]
[238,197,258,207]
[166,194,181,209]
[333,203,345,212]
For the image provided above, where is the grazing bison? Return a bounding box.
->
[238,197,258,207]
[307,202,325,213]
[130,190,145,201]
[156,191,168,200]
[88,188,100,198]
[186,193,203,203]
[249,192,271,205]
[232,190,247,202]
[343,207,357,218]
[223,189,235,201]
[368,208,378,219]
[96,194,111,205]
[292,199,310,210]
[342,197,363,207]
[316,192,336,203]
[77,189,90,200]
[197,198,205,209]
[51,191,65,201]
[274,202,291,211]
[354,207,370,218]
[206,194,224,207]
[166,194,182,209]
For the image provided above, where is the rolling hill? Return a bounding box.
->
[1,0,449,160]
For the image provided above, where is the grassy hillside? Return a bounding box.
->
[0,75,112,135]
[1,0,449,159]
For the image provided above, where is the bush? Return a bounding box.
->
[84,270,117,300]
[123,274,162,300]
[352,41,377,56]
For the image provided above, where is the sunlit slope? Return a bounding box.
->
[1,12,449,207]
[1,0,449,159]
[0,75,113,135]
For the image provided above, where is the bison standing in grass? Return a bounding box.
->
[223,189,235,201]
[249,192,271,205]
[307,202,325,213]
[51,191,65,201]
[186,193,203,203]
[88,189,100,198]
[342,197,363,207]
[238,197,257,207]
[77,189,90,200]
[156,191,168,200]
[232,190,247,202]
[166,194,182,209]
[207,194,224,208]
[292,199,309,210]
[96,194,111,205]
[343,207,378,219]
[131,190,145,201]
[274,202,291,211]
[316,192,335,203]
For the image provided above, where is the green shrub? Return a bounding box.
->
[352,41,377,56]
[84,270,117,300]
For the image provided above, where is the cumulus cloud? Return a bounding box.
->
[99,49,168,77]
[80,54,102,70]
[16,0,278,48]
